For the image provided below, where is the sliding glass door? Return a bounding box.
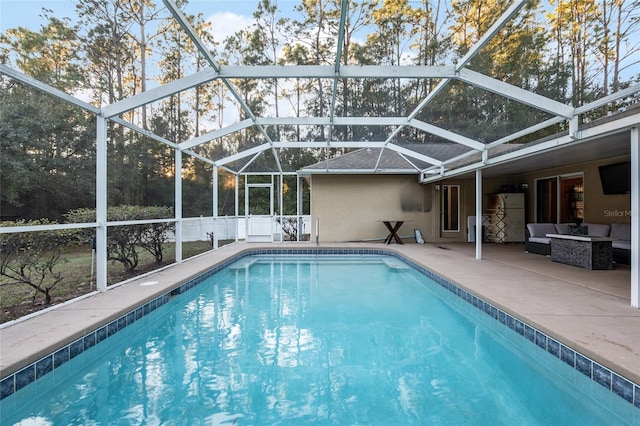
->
[535,174,583,223]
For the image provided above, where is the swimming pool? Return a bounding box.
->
[1,251,639,424]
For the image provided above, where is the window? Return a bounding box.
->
[442,184,460,232]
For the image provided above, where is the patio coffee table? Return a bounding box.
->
[546,233,613,270]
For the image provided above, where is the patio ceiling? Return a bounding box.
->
[1,0,639,179]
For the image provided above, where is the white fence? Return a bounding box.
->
[179,216,311,243]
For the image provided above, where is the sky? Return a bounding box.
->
[0,0,308,124]
[0,0,279,38]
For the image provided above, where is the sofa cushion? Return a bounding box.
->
[612,240,631,250]
[554,223,576,234]
[529,236,551,244]
[610,223,631,241]
[581,223,610,237]
[527,223,557,238]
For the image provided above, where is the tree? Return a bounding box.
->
[121,0,164,130]
[593,0,640,101]
[547,0,601,107]
[0,14,96,221]
[253,0,290,140]
[76,0,141,206]
[405,0,453,111]
[291,0,341,142]
[280,43,315,142]
[369,0,415,114]
[444,0,549,140]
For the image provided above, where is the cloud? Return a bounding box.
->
[206,12,253,44]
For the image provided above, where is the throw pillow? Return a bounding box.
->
[569,225,588,235]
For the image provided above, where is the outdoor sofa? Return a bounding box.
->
[525,222,631,265]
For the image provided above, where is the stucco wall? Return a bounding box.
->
[310,174,435,243]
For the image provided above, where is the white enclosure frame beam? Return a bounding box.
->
[456,1,527,70]
[457,69,575,118]
[181,119,254,150]
[215,64,457,79]
[387,143,444,167]
[235,175,239,242]
[100,64,460,118]
[238,151,265,174]
[95,116,108,292]
[183,149,216,166]
[475,169,483,260]
[0,65,100,114]
[215,144,271,167]
[174,149,183,263]
[409,119,486,151]
[256,116,407,127]
[486,117,566,148]
[103,68,217,118]
[297,175,303,242]
[111,117,178,149]
[575,84,640,114]
[213,166,219,250]
[631,127,639,308]
[272,141,388,149]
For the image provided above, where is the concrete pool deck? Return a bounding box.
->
[1,241,639,389]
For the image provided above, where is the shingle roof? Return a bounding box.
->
[301,143,473,173]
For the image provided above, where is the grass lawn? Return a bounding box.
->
[0,240,230,324]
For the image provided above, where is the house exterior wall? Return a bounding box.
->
[309,174,482,243]
[309,174,435,243]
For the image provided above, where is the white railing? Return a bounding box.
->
[178,215,311,243]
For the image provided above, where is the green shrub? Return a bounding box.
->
[0,220,78,305]
[65,205,174,272]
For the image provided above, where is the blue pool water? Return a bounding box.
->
[1,254,638,425]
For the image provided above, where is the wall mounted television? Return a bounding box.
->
[598,161,631,194]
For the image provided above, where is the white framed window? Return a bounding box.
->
[442,184,460,232]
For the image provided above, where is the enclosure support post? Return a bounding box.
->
[175,148,183,263]
[631,127,639,308]
[278,174,283,217]
[475,168,483,260]
[95,116,108,292]
[235,174,239,242]
[297,174,302,242]
[213,165,219,249]
[244,176,249,240]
